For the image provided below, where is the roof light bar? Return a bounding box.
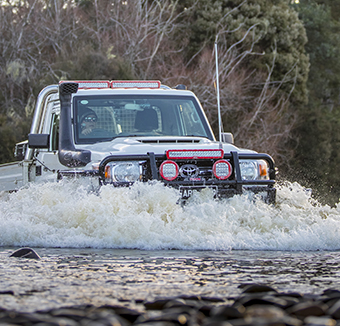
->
[166,149,224,160]
[59,81,110,89]
[111,81,161,88]
[59,80,161,89]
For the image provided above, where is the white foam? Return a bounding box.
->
[1,180,340,250]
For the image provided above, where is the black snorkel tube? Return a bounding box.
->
[58,82,91,167]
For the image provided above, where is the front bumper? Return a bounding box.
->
[97,151,276,204]
[58,151,276,203]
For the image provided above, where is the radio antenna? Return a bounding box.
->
[214,42,223,144]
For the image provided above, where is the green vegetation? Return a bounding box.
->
[290,0,340,205]
[177,0,309,168]
[0,0,339,205]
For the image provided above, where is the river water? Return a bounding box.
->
[0,180,340,312]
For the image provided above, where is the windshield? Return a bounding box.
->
[73,95,214,144]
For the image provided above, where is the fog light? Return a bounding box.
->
[160,160,179,181]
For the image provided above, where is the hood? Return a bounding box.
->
[78,136,256,165]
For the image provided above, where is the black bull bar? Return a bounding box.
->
[97,151,276,203]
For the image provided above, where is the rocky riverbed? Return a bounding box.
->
[1,283,340,326]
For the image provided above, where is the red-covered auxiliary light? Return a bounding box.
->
[166,149,224,160]
[213,159,232,180]
[160,160,179,181]
[111,80,161,88]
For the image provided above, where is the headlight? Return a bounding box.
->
[104,161,142,183]
[239,160,269,180]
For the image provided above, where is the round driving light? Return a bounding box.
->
[213,159,232,180]
[160,160,179,181]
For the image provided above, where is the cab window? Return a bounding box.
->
[50,113,59,151]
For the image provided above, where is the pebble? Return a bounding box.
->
[1,283,340,325]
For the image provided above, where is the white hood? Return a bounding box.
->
[78,136,256,166]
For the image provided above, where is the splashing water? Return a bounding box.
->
[1,180,340,250]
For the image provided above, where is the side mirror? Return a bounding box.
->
[28,134,50,149]
[221,132,234,144]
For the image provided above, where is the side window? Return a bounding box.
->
[50,113,59,151]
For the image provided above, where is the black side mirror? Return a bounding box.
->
[28,134,50,149]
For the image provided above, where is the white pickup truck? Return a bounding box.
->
[0,80,276,203]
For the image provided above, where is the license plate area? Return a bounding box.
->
[179,186,217,199]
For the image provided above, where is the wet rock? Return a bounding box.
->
[327,299,340,319]
[203,321,234,326]
[223,317,286,326]
[279,316,304,326]
[177,294,202,301]
[240,283,278,294]
[3,287,340,326]
[302,294,322,301]
[276,292,304,299]
[109,306,142,323]
[163,298,188,309]
[9,247,41,259]
[210,305,245,320]
[245,305,286,319]
[85,309,129,326]
[0,312,43,325]
[235,295,289,309]
[0,311,81,325]
[198,304,215,317]
[144,299,175,310]
[322,289,340,297]
[134,322,177,326]
[287,302,328,317]
[0,290,14,295]
[319,291,340,309]
[273,295,301,308]
[135,310,193,325]
[49,307,88,320]
[304,316,336,326]
[200,296,225,303]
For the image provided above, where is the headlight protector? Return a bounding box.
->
[239,159,269,180]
